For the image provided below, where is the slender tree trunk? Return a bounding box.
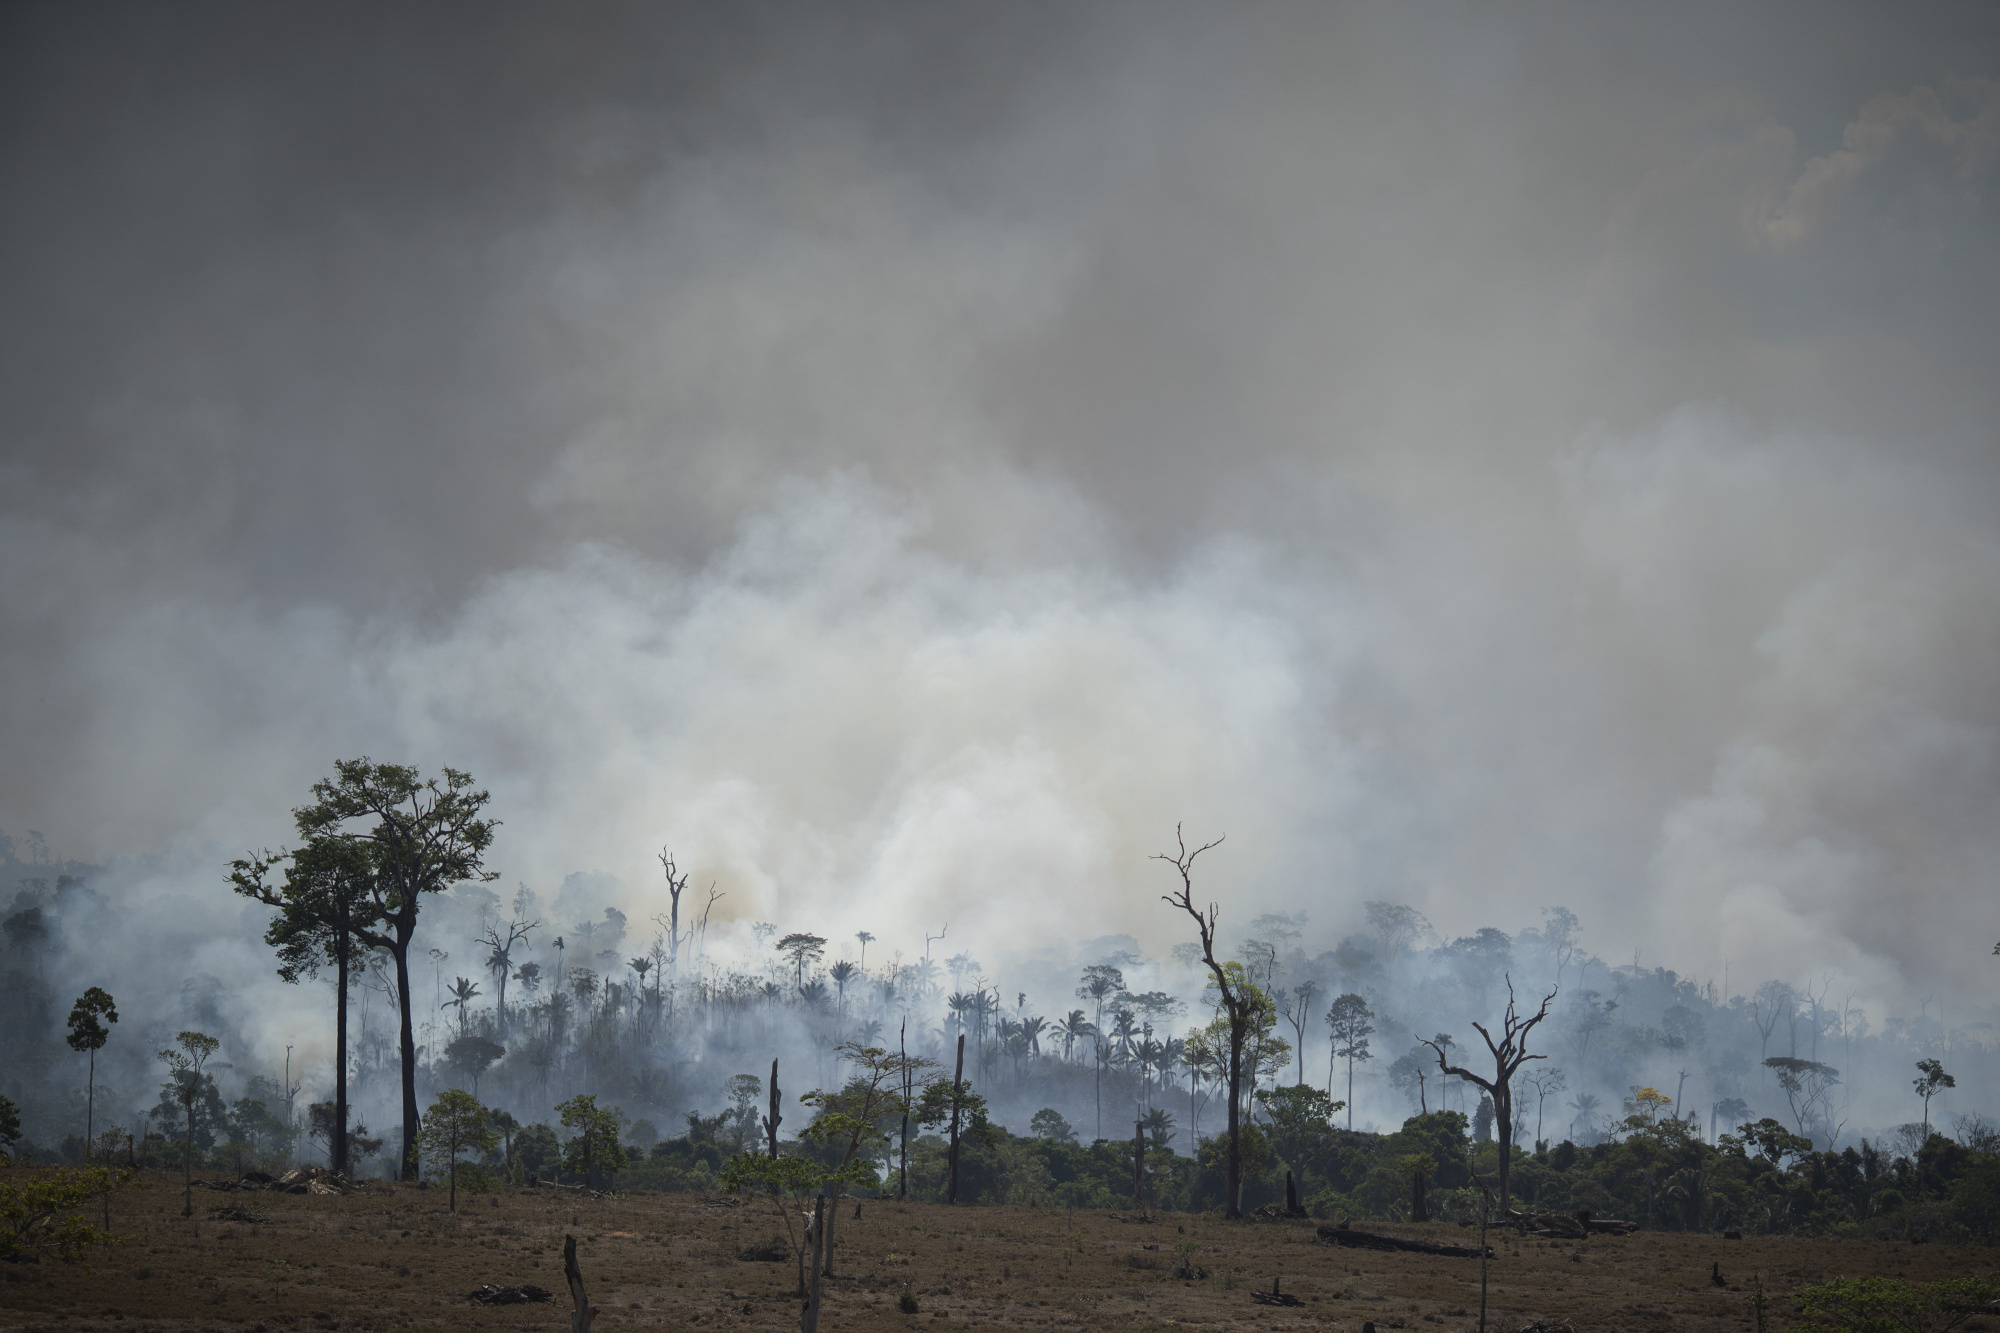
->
[1224,1021,1243,1218]
[183,1100,195,1217]
[822,1181,840,1277]
[765,1059,782,1159]
[801,1195,827,1333]
[1095,1042,1103,1141]
[393,937,420,1180]
[1495,1089,1513,1215]
[335,906,350,1176]
[946,1034,965,1205]
[1133,1120,1145,1211]
[898,1021,910,1200]
[1347,1051,1355,1131]
[85,1048,95,1169]
[564,1233,596,1333]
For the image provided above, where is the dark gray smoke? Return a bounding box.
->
[1,2,1996,1146]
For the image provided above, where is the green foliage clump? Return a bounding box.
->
[0,1166,123,1263]
[417,1088,499,1210]
[556,1093,626,1189]
[1784,1274,2000,1333]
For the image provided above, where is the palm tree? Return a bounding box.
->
[1003,1027,1032,1083]
[629,956,654,1028]
[1058,1010,1094,1063]
[1109,1009,1140,1062]
[1136,1035,1166,1107]
[1568,1092,1603,1140]
[830,960,859,1011]
[442,977,481,1041]
[1019,1014,1048,1057]
[1161,1034,1186,1086]
[854,931,875,970]
[905,958,941,1004]
[947,990,977,1036]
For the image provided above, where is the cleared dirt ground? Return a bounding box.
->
[2,1171,1993,1333]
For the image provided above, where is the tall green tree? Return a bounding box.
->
[157,1030,220,1218]
[1254,1083,1343,1201]
[1325,992,1375,1131]
[1914,1058,1954,1143]
[556,1093,624,1190]
[418,1089,498,1212]
[799,1042,922,1277]
[64,988,117,1165]
[776,933,827,994]
[290,761,499,1180]
[231,837,379,1176]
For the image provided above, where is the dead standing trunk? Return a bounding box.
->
[333,899,350,1176]
[1155,826,1242,1215]
[183,1096,195,1218]
[392,934,419,1179]
[764,1058,783,1158]
[898,1019,911,1200]
[1136,1122,1148,1208]
[1421,976,1556,1217]
[801,1195,828,1333]
[946,1034,966,1204]
[564,1233,596,1333]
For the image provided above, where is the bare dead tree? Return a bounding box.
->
[654,847,690,982]
[1156,825,1249,1216]
[478,916,537,1039]
[1420,975,1557,1216]
[695,883,725,968]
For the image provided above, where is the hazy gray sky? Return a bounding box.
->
[3,1,1996,1013]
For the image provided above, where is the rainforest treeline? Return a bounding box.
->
[2,761,1996,1244]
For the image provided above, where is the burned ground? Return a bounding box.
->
[1,1172,1992,1332]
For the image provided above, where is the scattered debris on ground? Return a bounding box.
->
[736,1239,790,1262]
[467,1283,554,1305]
[1250,1277,1302,1306]
[526,1177,614,1199]
[1318,1221,1491,1258]
[198,1166,359,1195]
[207,1206,268,1223]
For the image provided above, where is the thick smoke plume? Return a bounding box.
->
[0,3,1995,1153]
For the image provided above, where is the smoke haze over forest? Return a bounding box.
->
[2,2,1998,1162]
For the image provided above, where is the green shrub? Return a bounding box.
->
[898,1286,920,1314]
[1784,1275,2000,1333]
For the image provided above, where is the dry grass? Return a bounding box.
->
[1,1170,1992,1332]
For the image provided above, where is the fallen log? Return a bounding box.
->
[1316,1222,1491,1258]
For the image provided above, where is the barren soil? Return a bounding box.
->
[2,1171,1992,1333]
